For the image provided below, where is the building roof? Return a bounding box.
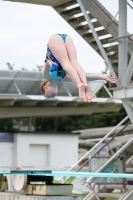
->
[13,130,80,135]
[0,131,80,143]
[0,132,14,142]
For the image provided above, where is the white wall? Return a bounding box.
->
[0,143,13,190]
[0,143,13,166]
[13,133,79,168]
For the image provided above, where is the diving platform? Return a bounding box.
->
[0,70,122,118]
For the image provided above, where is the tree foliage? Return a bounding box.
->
[0,119,15,132]
[7,62,14,70]
[34,107,127,132]
[37,66,42,71]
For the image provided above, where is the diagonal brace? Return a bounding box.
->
[126,51,133,85]
[77,0,118,86]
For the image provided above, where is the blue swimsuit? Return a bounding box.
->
[45,34,67,80]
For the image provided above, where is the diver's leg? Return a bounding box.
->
[65,35,93,102]
[48,35,87,102]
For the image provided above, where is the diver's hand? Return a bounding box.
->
[105,75,117,84]
[46,59,53,66]
[46,59,58,67]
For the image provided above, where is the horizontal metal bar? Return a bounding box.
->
[0,77,43,81]
[0,93,21,96]
[1,170,133,179]
[109,33,133,42]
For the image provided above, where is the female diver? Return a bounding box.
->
[41,34,117,103]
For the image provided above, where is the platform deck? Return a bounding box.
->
[0,191,82,200]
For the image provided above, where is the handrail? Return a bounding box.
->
[84,138,133,200]
[92,0,118,25]
[86,137,133,184]
[93,120,130,157]
[57,115,129,182]
[63,120,130,184]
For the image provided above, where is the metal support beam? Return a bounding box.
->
[63,84,72,97]
[103,85,113,98]
[0,100,15,106]
[127,99,133,108]
[109,33,133,42]
[28,117,31,131]
[106,10,119,30]
[127,2,133,9]
[122,99,133,124]
[0,105,121,118]
[13,82,22,95]
[4,71,20,93]
[77,0,118,85]
[27,74,42,95]
[118,0,128,86]
[126,51,133,85]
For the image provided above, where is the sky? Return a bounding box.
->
[0,0,133,73]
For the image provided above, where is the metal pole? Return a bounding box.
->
[123,151,127,192]
[28,117,31,131]
[122,100,133,124]
[109,33,133,42]
[103,85,113,98]
[126,51,133,85]
[77,0,118,84]
[118,0,128,86]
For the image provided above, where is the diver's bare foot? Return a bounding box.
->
[78,83,87,102]
[85,84,93,103]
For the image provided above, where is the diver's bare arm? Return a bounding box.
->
[66,74,117,84]
[42,63,50,79]
[66,74,106,80]
[86,74,117,83]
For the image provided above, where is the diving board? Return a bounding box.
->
[1,170,133,179]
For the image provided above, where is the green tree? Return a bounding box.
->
[37,65,43,71]
[21,67,28,71]
[0,119,15,132]
[34,106,127,132]
[7,62,14,70]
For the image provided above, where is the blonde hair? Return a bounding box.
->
[41,80,49,95]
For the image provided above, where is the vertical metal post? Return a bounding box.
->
[123,152,127,192]
[118,0,128,86]
[28,117,31,131]
[126,51,133,85]
[122,100,133,124]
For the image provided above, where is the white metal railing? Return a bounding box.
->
[57,115,129,182]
